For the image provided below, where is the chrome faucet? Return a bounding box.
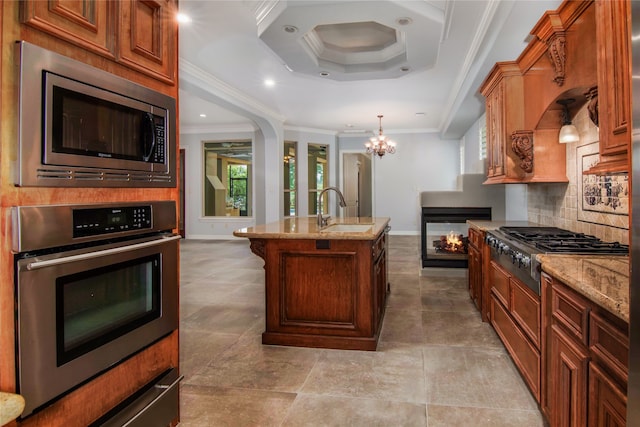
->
[317,186,347,227]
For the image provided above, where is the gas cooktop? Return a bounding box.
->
[498,226,629,254]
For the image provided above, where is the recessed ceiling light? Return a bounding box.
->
[264,78,276,87]
[396,17,413,26]
[177,13,192,24]
[199,113,207,118]
[400,66,410,72]
[319,71,330,77]
[283,25,298,34]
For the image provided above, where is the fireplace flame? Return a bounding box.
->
[446,231,463,250]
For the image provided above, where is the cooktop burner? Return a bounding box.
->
[499,226,629,254]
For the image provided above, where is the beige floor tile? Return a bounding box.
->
[283,394,427,427]
[179,384,296,427]
[427,404,545,427]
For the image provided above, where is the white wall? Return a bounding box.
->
[462,113,486,175]
[339,132,460,234]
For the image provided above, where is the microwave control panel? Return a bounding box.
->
[73,205,152,238]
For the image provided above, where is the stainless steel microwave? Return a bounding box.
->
[15,41,176,187]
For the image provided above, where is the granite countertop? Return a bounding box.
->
[466,220,541,231]
[0,392,25,425]
[233,217,390,240]
[537,254,630,323]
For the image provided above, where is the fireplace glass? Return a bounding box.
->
[421,207,491,268]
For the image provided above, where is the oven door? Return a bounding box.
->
[16,233,180,416]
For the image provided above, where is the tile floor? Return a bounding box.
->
[178,235,545,426]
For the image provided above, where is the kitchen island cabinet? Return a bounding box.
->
[234,217,390,351]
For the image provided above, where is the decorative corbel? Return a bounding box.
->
[249,239,267,265]
[584,85,598,127]
[511,130,534,173]
[547,31,566,86]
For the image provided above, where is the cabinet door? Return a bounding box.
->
[118,0,177,84]
[550,324,589,427]
[20,0,117,59]
[595,0,631,158]
[468,244,481,310]
[588,362,626,427]
[485,86,504,177]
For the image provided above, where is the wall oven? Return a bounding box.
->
[16,41,176,187]
[13,201,180,417]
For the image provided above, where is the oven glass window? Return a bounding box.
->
[56,254,161,365]
[51,86,164,164]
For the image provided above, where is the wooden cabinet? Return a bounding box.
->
[467,228,482,311]
[467,226,491,321]
[542,273,628,427]
[489,260,541,401]
[20,0,177,85]
[585,0,631,174]
[549,323,590,427]
[251,232,388,351]
[480,62,526,184]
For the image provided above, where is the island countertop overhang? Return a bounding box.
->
[233,217,390,240]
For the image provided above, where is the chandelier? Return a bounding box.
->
[365,115,396,157]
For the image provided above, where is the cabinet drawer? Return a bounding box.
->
[551,283,590,346]
[491,295,541,402]
[510,278,541,349]
[468,227,483,248]
[589,311,628,385]
[490,261,510,308]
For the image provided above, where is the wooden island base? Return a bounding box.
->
[234,217,390,351]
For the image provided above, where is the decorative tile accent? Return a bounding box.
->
[527,105,629,244]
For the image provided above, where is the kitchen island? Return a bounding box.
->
[233,217,390,351]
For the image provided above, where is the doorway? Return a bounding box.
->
[341,152,373,218]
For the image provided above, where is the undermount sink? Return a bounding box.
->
[320,224,373,232]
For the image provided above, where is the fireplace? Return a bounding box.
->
[421,207,492,268]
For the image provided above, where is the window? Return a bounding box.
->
[284,141,297,216]
[479,120,487,160]
[308,143,328,215]
[203,140,252,217]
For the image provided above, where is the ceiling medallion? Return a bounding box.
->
[365,115,396,158]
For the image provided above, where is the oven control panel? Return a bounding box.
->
[73,205,152,238]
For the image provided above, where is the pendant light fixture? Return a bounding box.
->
[365,115,396,157]
[557,98,580,144]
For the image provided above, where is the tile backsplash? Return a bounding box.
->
[527,105,629,245]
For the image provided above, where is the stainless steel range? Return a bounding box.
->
[485,226,629,294]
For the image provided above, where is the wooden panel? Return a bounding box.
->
[468,227,483,248]
[117,0,177,84]
[491,295,541,402]
[589,311,629,386]
[549,324,589,427]
[281,252,356,325]
[509,276,541,349]
[540,272,554,420]
[552,283,590,346]
[595,0,630,156]
[20,0,117,59]
[588,362,627,427]
[489,260,510,309]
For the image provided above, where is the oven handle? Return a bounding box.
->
[26,234,182,271]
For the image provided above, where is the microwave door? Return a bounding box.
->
[43,72,161,172]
